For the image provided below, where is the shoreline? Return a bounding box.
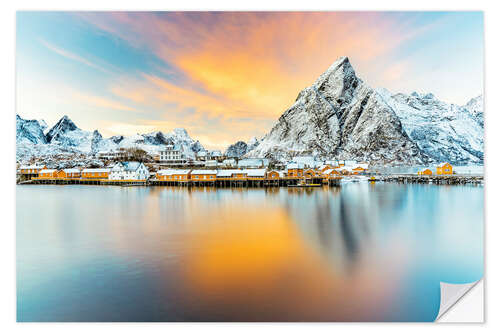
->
[17,174,484,187]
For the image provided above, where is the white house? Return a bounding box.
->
[209,150,222,160]
[238,158,269,168]
[196,150,208,161]
[222,158,237,167]
[109,161,150,180]
[205,160,218,167]
[160,145,183,163]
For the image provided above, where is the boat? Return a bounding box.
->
[288,181,322,188]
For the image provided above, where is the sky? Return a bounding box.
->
[16,12,484,149]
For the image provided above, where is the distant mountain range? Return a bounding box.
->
[16,56,483,166]
[16,114,204,162]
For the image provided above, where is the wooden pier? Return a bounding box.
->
[381,174,483,185]
[20,174,481,187]
[25,176,340,188]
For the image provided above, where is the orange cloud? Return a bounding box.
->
[72,91,137,112]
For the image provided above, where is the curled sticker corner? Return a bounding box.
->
[435,279,482,321]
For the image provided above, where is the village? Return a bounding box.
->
[16,144,482,187]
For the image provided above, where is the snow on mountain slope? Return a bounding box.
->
[247,56,428,165]
[464,95,483,127]
[16,115,47,145]
[225,137,261,158]
[377,89,484,164]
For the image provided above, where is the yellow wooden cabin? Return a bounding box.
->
[319,165,332,173]
[171,170,191,181]
[323,169,341,179]
[156,169,173,181]
[20,165,46,175]
[304,169,316,178]
[245,169,266,180]
[55,170,67,179]
[266,170,280,180]
[232,171,247,179]
[191,170,217,181]
[38,169,57,179]
[81,168,111,179]
[351,166,366,175]
[287,164,304,178]
[436,163,453,175]
[63,169,81,178]
[417,168,432,176]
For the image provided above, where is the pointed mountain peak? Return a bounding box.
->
[314,56,354,85]
[45,115,79,143]
[92,129,102,139]
[56,115,78,130]
[311,56,361,105]
[172,128,190,139]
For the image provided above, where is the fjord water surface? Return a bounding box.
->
[16,183,483,321]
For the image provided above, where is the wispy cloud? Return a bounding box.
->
[39,38,112,74]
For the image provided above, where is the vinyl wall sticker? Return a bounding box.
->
[16,11,484,322]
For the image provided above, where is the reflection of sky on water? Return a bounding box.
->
[17,184,483,321]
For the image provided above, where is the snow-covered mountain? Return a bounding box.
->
[16,115,47,145]
[16,114,205,162]
[247,56,428,165]
[378,90,483,164]
[225,137,260,158]
[246,56,483,165]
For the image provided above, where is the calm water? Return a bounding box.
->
[16,183,483,322]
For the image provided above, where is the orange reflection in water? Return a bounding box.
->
[177,205,398,321]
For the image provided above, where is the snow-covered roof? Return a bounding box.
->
[171,169,191,175]
[63,168,80,173]
[82,168,111,173]
[238,158,265,167]
[210,150,222,157]
[437,162,451,167]
[191,169,218,175]
[120,161,143,172]
[157,169,174,176]
[343,160,358,166]
[323,169,339,175]
[197,151,208,157]
[286,163,304,170]
[244,168,266,177]
[324,160,339,166]
[20,165,45,170]
[216,169,247,177]
[39,169,57,174]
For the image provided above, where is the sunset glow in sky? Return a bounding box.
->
[16,12,483,149]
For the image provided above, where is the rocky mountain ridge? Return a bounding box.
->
[16,114,205,162]
[244,56,483,165]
